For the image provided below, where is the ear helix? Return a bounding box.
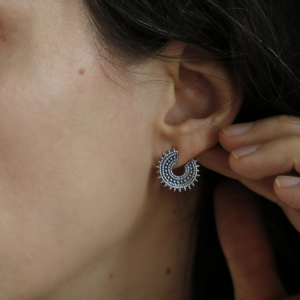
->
[156,149,200,192]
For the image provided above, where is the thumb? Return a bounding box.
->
[214,179,287,300]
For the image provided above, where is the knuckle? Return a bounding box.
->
[278,114,300,132]
[278,114,293,123]
[277,114,299,124]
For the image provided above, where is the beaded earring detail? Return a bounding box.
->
[156,149,200,192]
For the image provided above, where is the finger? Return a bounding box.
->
[274,177,300,232]
[275,176,300,209]
[196,144,240,180]
[198,144,291,208]
[200,144,300,234]
[214,179,287,300]
[219,114,300,153]
[227,135,300,180]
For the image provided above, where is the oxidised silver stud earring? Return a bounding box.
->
[156,149,200,192]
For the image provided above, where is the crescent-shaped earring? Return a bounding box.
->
[156,149,200,192]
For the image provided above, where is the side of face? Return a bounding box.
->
[0,0,242,299]
[0,0,160,298]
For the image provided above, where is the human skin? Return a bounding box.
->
[0,0,243,299]
[2,0,300,299]
[198,115,300,299]
[199,115,300,233]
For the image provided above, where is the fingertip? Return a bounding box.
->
[218,129,234,152]
[274,177,300,209]
[275,175,300,188]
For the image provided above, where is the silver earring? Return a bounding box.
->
[156,149,200,192]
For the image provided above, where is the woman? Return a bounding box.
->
[0,0,300,299]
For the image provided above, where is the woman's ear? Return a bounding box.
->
[153,41,242,167]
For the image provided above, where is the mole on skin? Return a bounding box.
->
[79,68,85,75]
[166,268,171,275]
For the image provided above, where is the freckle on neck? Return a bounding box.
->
[79,68,85,75]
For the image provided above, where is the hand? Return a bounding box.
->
[214,179,300,300]
[197,115,300,232]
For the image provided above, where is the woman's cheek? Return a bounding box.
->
[0,2,153,298]
[0,40,152,297]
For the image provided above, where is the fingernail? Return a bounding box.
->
[222,122,254,137]
[232,144,261,159]
[276,176,300,188]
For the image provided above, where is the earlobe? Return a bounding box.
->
[156,44,242,167]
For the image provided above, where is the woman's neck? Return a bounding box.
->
[42,181,200,300]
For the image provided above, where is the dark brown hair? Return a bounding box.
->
[83,0,300,298]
